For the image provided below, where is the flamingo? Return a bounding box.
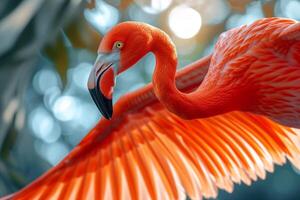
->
[2,17,300,200]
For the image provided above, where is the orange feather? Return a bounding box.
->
[2,17,300,200]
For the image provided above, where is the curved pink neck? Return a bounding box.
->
[151,31,232,119]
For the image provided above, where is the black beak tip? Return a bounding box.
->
[89,88,113,120]
[99,103,112,120]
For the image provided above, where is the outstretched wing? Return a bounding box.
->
[8,55,300,200]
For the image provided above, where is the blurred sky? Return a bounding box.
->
[2,0,300,199]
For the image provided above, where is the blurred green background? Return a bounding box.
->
[0,0,300,199]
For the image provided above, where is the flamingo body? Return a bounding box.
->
[2,18,300,200]
[208,18,300,127]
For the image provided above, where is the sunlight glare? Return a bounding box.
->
[168,5,202,39]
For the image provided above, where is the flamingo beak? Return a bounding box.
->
[88,52,119,119]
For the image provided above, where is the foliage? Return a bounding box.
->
[0,0,85,194]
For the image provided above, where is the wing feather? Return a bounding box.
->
[9,103,300,200]
[118,135,139,200]
[7,54,300,199]
[137,125,179,199]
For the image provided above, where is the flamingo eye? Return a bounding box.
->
[114,41,123,49]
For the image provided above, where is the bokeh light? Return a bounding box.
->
[34,141,69,166]
[201,0,230,24]
[134,0,172,14]
[29,106,61,143]
[282,0,300,20]
[168,5,202,39]
[226,1,264,29]
[127,3,157,25]
[3,0,300,199]
[52,96,79,121]
[33,69,61,95]
[84,0,119,34]
[72,62,93,90]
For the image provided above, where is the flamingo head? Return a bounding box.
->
[88,22,153,119]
